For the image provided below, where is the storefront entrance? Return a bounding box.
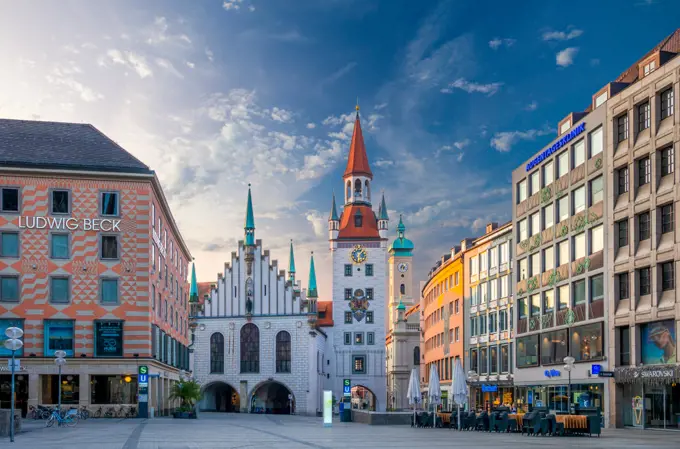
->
[516,383,603,414]
[0,374,29,417]
[619,370,680,430]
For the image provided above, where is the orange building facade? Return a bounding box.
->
[0,119,191,417]
[421,248,465,410]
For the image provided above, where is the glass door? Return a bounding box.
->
[644,386,665,429]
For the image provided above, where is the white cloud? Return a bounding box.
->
[155,58,184,78]
[456,153,464,162]
[205,48,214,62]
[322,112,355,127]
[542,29,583,41]
[306,123,316,129]
[489,38,516,50]
[45,72,104,102]
[374,103,388,111]
[186,61,195,69]
[491,128,553,152]
[442,78,503,96]
[146,17,192,46]
[525,101,538,111]
[556,47,579,67]
[270,107,294,123]
[223,0,254,11]
[406,200,452,226]
[105,49,153,78]
[374,159,394,167]
[321,62,357,86]
[305,210,326,237]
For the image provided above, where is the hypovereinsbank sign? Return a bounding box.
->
[18,216,121,232]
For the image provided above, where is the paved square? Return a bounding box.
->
[7,413,680,449]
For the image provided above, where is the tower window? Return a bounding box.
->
[365,264,374,276]
[346,181,351,201]
[354,179,362,197]
[365,180,371,201]
[354,210,363,227]
[400,283,406,295]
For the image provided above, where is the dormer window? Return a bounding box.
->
[643,60,656,76]
[560,121,571,135]
[354,209,363,227]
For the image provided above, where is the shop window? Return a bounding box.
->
[101,278,119,304]
[516,334,539,368]
[0,188,19,212]
[94,321,124,357]
[101,192,119,216]
[44,319,75,357]
[352,355,366,374]
[540,329,568,365]
[100,235,119,260]
[50,276,70,304]
[42,374,79,405]
[0,318,24,356]
[0,232,19,257]
[569,322,604,362]
[91,375,138,404]
[50,234,69,259]
[276,331,291,373]
[51,190,70,214]
[640,320,676,365]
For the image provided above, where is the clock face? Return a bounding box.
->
[398,262,409,273]
[350,245,368,264]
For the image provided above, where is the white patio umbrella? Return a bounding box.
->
[427,364,441,428]
[407,367,421,426]
[452,357,468,431]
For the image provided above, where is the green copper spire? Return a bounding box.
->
[389,214,414,255]
[245,184,255,246]
[189,261,198,303]
[397,214,406,235]
[307,252,318,298]
[397,300,406,311]
[379,192,389,221]
[330,191,339,221]
[288,239,296,281]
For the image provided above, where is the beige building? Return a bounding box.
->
[606,29,680,430]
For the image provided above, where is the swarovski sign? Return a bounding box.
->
[636,369,674,379]
[18,216,121,232]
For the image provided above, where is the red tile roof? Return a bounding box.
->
[615,28,680,84]
[197,282,214,305]
[316,301,333,326]
[405,303,420,318]
[337,204,381,239]
[343,114,373,178]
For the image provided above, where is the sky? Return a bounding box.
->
[1,0,678,299]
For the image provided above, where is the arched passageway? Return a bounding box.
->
[351,385,377,411]
[200,382,240,412]
[250,381,294,414]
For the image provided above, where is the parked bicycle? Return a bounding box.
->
[68,406,89,420]
[123,406,137,418]
[45,407,79,428]
[28,405,51,420]
[104,406,117,418]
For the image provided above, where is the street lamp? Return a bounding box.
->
[54,350,67,413]
[4,326,24,443]
[563,356,575,415]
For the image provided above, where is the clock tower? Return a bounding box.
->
[387,215,415,333]
[327,105,388,412]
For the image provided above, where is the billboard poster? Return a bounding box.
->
[641,320,677,365]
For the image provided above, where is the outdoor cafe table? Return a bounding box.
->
[508,413,525,430]
[437,412,451,426]
[555,415,587,430]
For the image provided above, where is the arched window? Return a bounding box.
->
[414,346,420,366]
[210,332,224,373]
[365,180,371,201]
[354,210,363,227]
[400,283,406,295]
[240,323,260,373]
[346,181,351,201]
[276,331,291,373]
[354,179,362,197]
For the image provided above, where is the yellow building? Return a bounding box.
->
[421,246,465,410]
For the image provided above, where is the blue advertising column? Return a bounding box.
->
[138,365,149,418]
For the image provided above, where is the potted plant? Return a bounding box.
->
[170,380,202,419]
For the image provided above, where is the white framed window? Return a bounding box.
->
[471,286,479,305]
[573,139,585,167]
[518,180,527,203]
[480,282,488,303]
[560,121,571,135]
[595,92,608,108]
[530,212,540,236]
[500,243,509,264]
[543,204,554,229]
[519,219,528,241]
[557,151,569,178]
[558,196,569,222]
[591,225,603,254]
[530,252,541,277]
[543,246,554,271]
[490,278,498,301]
[519,258,528,281]
[530,171,540,195]
[543,161,554,186]
[480,251,488,272]
[489,247,498,269]
[500,275,509,298]
[574,232,586,260]
[558,240,569,266]
[573,185,586,214]
[470,256,478,276]
[590,127,603,157]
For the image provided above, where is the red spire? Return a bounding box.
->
[343,108,373,179]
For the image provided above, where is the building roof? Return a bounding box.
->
[389,215,414,254]
[615,28,680,84]
[316,301,333,326]
[405,303,420,318]
[343,110,373,179]
[0,119,152,174]
[337,204,381,239]
[196,282,214,306]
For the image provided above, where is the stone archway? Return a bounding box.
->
[351,385,377,411]
[200,381,240,413]
[249,380,295,415]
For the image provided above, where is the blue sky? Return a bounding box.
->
[1,0,678,297]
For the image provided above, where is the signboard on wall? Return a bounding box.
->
[323,391,332,427]
[640,320,677,365]
[19,216,121,232]
[95,321,124,357]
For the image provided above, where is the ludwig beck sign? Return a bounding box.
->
[18,216,121,232]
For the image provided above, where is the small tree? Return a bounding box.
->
[169,380,203,412]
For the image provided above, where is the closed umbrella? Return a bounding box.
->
[428,364,441,428]
[452,357,468,431]
[407,367,421,426]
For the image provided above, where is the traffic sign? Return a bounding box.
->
[343,379,351,397]
[139,373,149,385]
[139,365,148,375]
[598,371,615,378]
